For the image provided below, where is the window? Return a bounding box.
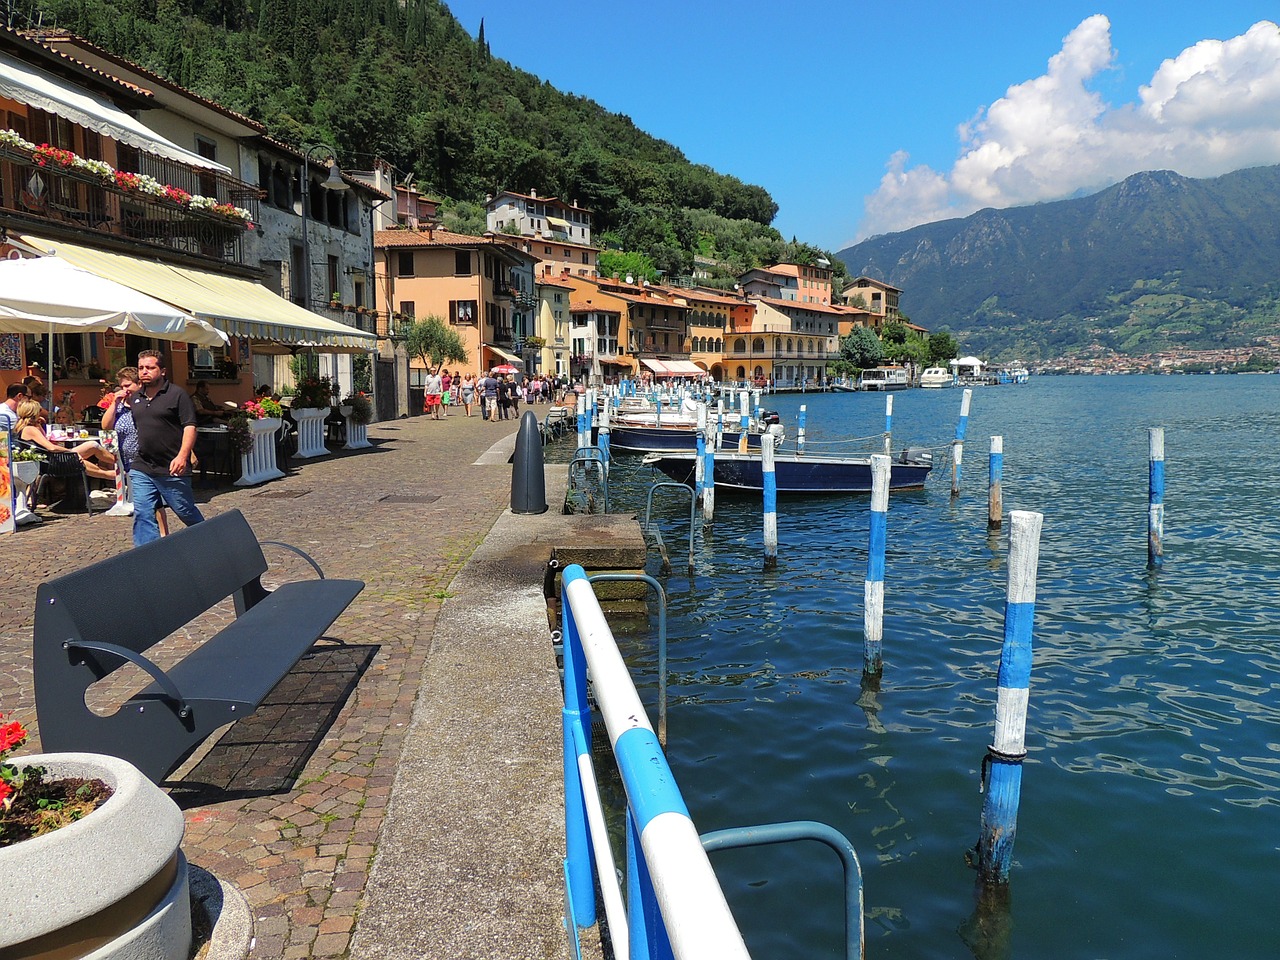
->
[327,256,340,302]
[545,246,552,255]
[581,252,589,264]
[554,292,563,303]
[397,251,414,277]
[450,300,477,324]
[400,301,415,317]
[454,250,472,275]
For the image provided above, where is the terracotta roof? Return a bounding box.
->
[487,188,591,212]
[569,300,618,314]
[374,229,538,261]
[537,278,576,290]
[3,26,153,104]
[752,296,846,316]
[25,30,267,132]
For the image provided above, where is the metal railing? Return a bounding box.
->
[561,565,751,960]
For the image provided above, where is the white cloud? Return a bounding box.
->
[857,17,1280,240]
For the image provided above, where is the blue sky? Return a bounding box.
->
[447,2,1280,251]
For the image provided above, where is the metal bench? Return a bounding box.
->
[33,509,365,782]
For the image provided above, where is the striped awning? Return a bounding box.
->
[19,236,375,350]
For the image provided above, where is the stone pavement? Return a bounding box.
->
[0,406,584,959]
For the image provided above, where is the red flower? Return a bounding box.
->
[0,719,26,754]
[0,780,11,806]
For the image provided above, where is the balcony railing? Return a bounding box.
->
[0,141,260,265]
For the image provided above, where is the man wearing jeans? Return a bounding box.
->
[129,349,203,545]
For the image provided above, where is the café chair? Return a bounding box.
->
[35,451,97,517]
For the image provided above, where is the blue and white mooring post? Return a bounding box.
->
[598,398,611,474]
[797,403,807,457]
[694,402,707,504]
[988,436,1003,530]
[762,432,778,569]
[863,454,891,674]
[738,390,750,453]
[951,388,973,498]
[977,509,1044,886]
[1148,427,1164,570]
[884,394,894,456]
[703,419,716,527]
[576,392,588,450]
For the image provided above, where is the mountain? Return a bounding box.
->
[837,166,1280,361]
[19,0,827,280]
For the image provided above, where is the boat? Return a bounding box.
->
[857,366,911,391]
[829,377,858,392]
[998,363,1029,385]
[643,448,933,493]
[919,366,954,388]
[609,402,785,454]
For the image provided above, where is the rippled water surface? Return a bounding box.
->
[592,376,1280,959]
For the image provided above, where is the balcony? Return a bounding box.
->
[0,140,259,265]
[314,303,379,334]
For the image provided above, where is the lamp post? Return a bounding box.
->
[298,143,348,312]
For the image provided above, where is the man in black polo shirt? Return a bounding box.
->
[129,349,204,545]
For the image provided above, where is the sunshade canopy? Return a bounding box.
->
[0,255,228,346]
[18,237,375,350]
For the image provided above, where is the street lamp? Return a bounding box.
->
[298,143,348,311]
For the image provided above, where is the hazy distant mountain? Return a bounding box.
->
[837,166,1280,360]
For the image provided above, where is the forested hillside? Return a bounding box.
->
[839,166,1280,360]
[16,0,844,281]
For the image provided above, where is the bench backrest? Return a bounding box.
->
[34,510,269,663]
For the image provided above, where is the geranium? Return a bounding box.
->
[225,413,254,455]
[161,184,191,205]
[341,393,373,425]
[0,715,30,811]
[241,398,283,420]
[33,143,76,168]
[292,376,335,409]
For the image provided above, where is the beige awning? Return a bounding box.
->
[484,344,524,366]
[19,236,375,350]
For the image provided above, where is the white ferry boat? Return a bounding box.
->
[919,367,954,388]
[857,366,910,391]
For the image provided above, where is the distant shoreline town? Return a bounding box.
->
[1034,338,1280,375]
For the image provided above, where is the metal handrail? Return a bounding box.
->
[561,565,749,959]
[701,820,865,960]
[587,573,668,744]
[644,481,696,571]
[568,456,609,514]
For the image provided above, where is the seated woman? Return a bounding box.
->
[13,400,117,480]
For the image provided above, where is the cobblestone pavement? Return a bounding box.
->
[0,407,541,959]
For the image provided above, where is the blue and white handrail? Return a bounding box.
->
[561,564,750,959]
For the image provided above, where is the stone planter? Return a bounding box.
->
[235,416,285,486]
[292,406,331,459]
[0,752,190,960]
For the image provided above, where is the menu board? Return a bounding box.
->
[0,432,13,535]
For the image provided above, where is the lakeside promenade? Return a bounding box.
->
[0,412,592,959]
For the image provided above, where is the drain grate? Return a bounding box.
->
[378,494,440,504]
[253,489,312,499]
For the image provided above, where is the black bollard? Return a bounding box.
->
[511,410,548,514]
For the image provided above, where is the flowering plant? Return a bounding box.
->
[0,716,29,810]
[0,128,36,152]
[242,398,283,420]
[292,376,335,409]
[33,143,76,168]
[161,184,191,205]
[341,393,373,425]
[225,413,254,455]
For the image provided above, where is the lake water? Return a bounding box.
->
[595,375,1280,959]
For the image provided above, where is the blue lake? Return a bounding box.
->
[599,375,1280,959]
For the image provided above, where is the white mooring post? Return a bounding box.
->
[976,509,1044,886]
[797,403,807,457]
[884,394,894,456]
[863,454,891,674]
[988,436,1003,530]
[703,420,716,527]
[1148,427,1165,570]
[762,433,777,569]
[951,388,972,499]
[694,402,707,504]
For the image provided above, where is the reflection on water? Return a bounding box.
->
[598,376,1280,958]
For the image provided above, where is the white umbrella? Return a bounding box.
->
[0,256,228,347]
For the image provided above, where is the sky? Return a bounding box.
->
[446,1,1280,252]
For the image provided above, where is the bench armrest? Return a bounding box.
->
[259,541,326,579]
[63,640,191,718]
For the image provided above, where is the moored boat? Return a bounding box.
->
[643,448,933,493]
[919,366,954,388]
[857,366,911,391]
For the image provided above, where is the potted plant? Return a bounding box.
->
[341,393,373,426]
[231,398,286,486]
[290,376,334,459]
[0,717,191,958]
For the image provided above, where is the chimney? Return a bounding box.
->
[529,189,537,199]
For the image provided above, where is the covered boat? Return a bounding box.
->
[643,448,933,493]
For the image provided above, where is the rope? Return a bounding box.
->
[979,746,1028,793]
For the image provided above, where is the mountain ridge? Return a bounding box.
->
[838,165,1280,360]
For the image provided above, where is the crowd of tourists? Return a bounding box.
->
[421,371,580,422]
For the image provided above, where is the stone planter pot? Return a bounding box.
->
[0,753,190,960]
[235,416,285,486]
[12,459,40,526]
[292,406,331,459]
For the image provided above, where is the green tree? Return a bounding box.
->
[597,250,658,282]
[840,327,884,370]
[406,315,468,372]
[927,331,959,366]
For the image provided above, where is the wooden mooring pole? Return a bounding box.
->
[976,509,1043,885]
[951,388,972,499]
